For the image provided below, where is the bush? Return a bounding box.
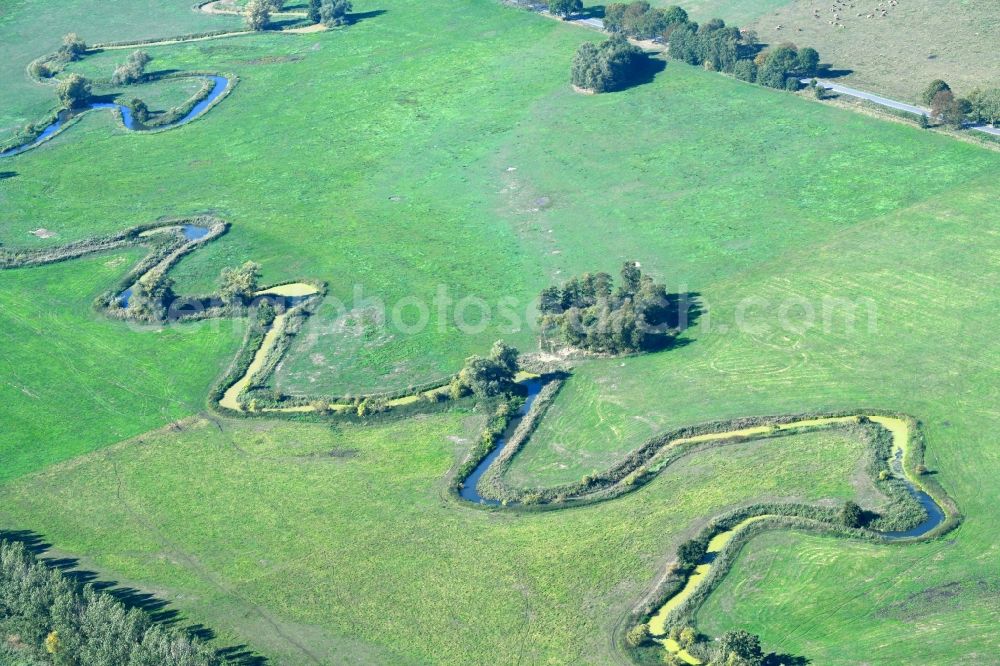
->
[28,60,53,79]
[625,622,652,647]
[219,261,261,305]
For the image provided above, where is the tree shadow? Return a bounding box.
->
[0,529,269,664]
[348,8,387,23]
[765,653,810,665]
[578,4,605,19]
[819,65,853,79]
[0,171,16,180]
[663,291,703,332]
[612,55,666,92]
[266,17,307,30]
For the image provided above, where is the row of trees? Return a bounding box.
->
[920,79,1000,128]
[603,2,689,40]
[669,16,820,90]
[538,261,675,354]
[0,539,220,665]
[570,36,647,93]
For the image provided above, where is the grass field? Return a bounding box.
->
[0,416,876,664]
[0,0,243,143]
[2,0,1000,663]
[644,0,1000,102]
[0,250,243,482]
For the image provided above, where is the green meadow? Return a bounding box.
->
[0,417,875,663]
[2,0,999,663]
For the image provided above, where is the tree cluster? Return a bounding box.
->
[667,13,820,90]
[920,79,1000,129]
[538,261,675,354]
[571,36,647,93]
[603,2,689,40]
[452,340,520,399]
[111,50,151,86]
[0,539,220,665]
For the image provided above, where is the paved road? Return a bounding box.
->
[808,79,1000,137]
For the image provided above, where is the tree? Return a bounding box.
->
[675,539,704,567]
[662,5,688,25]
[733,59,756,82]
[490,340,519,375]
[796,46,819,77]
[618,260,641,296]
[457,342,520,399]
[244,0,271,30]
[968,88,1000,125]
[320,0,353,26]
[678,626,697,648]
[549,0,582,19]
[308,0,322,22]
[58,32,87,61]
[219,261,261,305]
[44,631,61,655]
[932,90,968,128]
[268,0,286,10]
[126,97,150,123]
[571,36,646,94]
[922,79,951,105]
[56,73,91,108]
[841,500,864,528]
[918,112,930,128]
[718,630,764,666]
[111,50,151,85]
[757,45,798,89]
